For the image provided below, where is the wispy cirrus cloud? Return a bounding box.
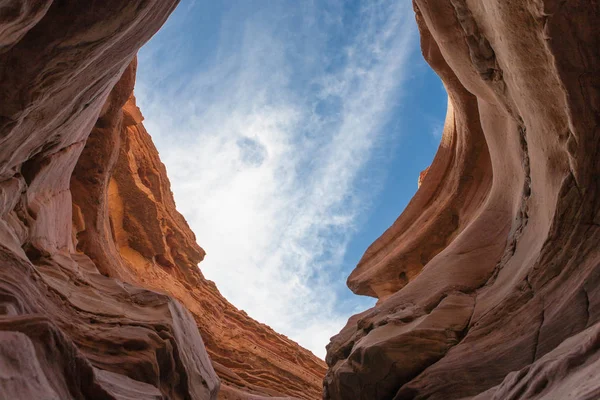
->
[136,0,418,358]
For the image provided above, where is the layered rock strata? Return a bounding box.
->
[71,80,326,399]
[325,0,600,399]
[0,1,324,399]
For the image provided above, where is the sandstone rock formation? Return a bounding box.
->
[6,0,599,399]
[0,1,324,399]
[72,81,325,400]
[325,0,600,399]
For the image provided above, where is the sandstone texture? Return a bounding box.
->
[325,0,600,399]
[0,1,324,399]
[74,88,326,400]
[5,0,599,399]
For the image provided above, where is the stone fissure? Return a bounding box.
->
[532,304,545,362]
[486,123,532,288]
[449,0,500,81]
[449,0,535,294]
[583,286,591,328]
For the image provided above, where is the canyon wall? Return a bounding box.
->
[70,64,326,400]
[325,0,600,399]
[4,1,599,399]
[0,2,324,399]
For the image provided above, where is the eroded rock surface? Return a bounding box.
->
[326,0,600,399]
[72,86,326,400]
[0,1,324,399]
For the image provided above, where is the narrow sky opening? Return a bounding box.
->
[136,0,447,359]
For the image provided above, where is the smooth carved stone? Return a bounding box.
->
[0,1,324,399]
[326,0,600,399]
[326,293,474,400]
[471,322,600,400]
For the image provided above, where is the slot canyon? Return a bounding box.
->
[0,1,598,399]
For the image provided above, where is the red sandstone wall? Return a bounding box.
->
[0,2,324,399]
[325,1,600,399]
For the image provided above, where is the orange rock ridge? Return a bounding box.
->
[71,62,326,399]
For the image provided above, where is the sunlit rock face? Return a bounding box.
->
[72,76,326,400]
[0,1,324,399]
[325,0,600,399]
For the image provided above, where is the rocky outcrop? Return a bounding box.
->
[325,0,600,399]
[71,83,325,399]
[0,1,324,399]
[0,1,220,398]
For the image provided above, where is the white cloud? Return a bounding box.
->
[136,0,417,359]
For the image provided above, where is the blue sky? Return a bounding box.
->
[136,0,446,359]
